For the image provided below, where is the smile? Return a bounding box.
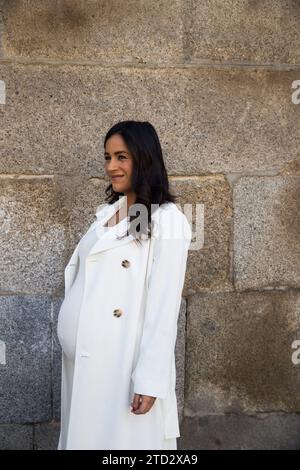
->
[111,175,125,181]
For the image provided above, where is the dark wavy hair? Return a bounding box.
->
[103,120,177,244]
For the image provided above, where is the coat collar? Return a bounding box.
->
[66,195,152,267]
[94,194,127,224]
[88,195,135,257]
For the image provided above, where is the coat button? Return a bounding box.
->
[121,259,130,268]
[113,308,123,317]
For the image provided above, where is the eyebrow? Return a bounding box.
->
[104,151,128,156]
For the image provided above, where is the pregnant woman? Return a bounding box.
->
[57,120,192,450]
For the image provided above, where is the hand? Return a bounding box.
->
[130,393,156,414]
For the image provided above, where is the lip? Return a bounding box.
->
[111,175,125,180]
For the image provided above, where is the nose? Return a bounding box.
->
[106,157,120,173]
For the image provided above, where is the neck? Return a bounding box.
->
[123,192,136,210]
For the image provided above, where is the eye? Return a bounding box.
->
[104,155,127,160]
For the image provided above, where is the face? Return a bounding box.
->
[104,134,135,198]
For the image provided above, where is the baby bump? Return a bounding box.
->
[57,288,82,362]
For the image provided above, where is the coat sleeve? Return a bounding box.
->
[131,209,192,399]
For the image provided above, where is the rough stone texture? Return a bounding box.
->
[234,176,300,290]
[0,424,33,450]
[185,290,300,415]
[1,65,300,177]
[3,1,300,65]
[169,177,233,296]
[186,0,300,64]
[66,177,110,249]
[0,1,5,60]
[183,68,300,175]
[0,176,118,296]
[34,421,60,450]
[0,296,52,422]
[178,414,300,450]
[1,0,184,64]
[52,297,63,422]
[0,64,184,177]
[175,299,186,423]
[0,177,68,295]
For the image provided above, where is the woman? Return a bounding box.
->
[57,120,192,450]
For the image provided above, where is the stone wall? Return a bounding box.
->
[0,0,299,450]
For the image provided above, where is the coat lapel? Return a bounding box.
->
[88,195,135,257]
[65,195,136,269]
[87,218,135,257]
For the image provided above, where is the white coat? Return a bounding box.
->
[57,195,192,450]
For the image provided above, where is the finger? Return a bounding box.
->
[132,396,147,414]
[133,397,151,415]
[131,393,142,411]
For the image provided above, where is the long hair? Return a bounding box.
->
[103,120,177,244]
